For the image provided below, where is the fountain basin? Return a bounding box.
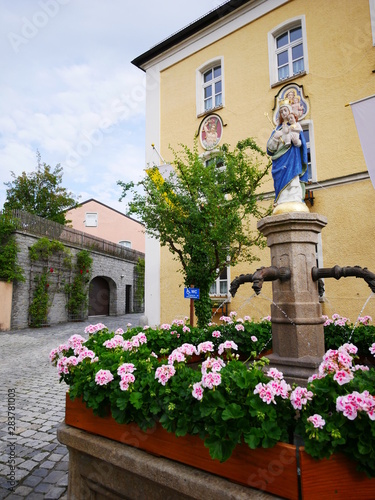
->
[59,394,375,500]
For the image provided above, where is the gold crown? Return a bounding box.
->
[278,97,292,107]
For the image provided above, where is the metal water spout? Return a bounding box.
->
[230,266,291,296]
[312,265,375,298]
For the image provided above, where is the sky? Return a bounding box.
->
[0,0,224,214]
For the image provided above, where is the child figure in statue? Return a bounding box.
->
[267,100,308,213]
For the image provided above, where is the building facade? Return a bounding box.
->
[66,199,145,253]
[133,0,375,326]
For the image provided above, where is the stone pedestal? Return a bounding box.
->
[257,212,328,384]
[57,423,278,500]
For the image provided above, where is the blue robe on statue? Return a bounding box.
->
[267,126,308,203]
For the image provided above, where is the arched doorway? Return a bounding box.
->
[89,277,110,316]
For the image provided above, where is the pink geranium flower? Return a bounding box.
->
[197,341,214,354]
[192,382,204,400]
[117,363,136,376]
[290,387,313,410]
[95,369,114,386]
[333,370,354,385]
[201,357,225,374]
[201,371,222,389]
[218,341,238,355]
[254,382,276,405]
[307,414,326,429]
[155,365,176,385]
[119,373,135,391]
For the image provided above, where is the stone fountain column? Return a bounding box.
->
[257,212,328,385]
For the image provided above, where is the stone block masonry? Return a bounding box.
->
[10,232,144,330]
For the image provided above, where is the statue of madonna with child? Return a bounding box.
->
[267,87,309,215]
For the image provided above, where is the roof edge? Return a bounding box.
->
[131,0,252,70]
[66,198,145,226]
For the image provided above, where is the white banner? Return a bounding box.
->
[350,94,375,189]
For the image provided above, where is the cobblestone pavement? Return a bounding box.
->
[0,314,143,500]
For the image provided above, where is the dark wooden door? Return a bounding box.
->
[89,277,109,316]
[125,285,131,314]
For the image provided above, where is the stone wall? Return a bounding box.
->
[10,232,143,330]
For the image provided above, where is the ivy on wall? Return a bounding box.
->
[64,250,93,319]
[0,213,25,283]
[28,238,72,327]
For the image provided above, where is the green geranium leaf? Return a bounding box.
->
[129,392,143,409]
[116,397,128,411]
[358,440,371,455]
[204,435,237,462]
[244,428,263,449]
[222,403,246,420]
[262,420,282,441]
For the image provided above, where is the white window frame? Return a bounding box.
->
[370,0,375,46]
[196,57,224,116]
[210,266,231,298]
[300,119,317,182]
[268,16,308,87]
[85,212,98,227]
[119,240,132,248]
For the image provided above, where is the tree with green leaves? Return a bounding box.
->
[3,151,77,225]
[118,138,271,327]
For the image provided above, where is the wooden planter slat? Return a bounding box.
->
[65,394,375,500]
[65,394,299,499]
[299,447,375,500]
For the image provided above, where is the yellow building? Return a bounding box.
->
[132,0,375,326]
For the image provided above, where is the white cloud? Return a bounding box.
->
[0,0,220,212]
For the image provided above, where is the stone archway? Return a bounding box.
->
[89,277,110,316]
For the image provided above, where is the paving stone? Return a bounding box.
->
[33,482,51,494]
[30,469,48,479]
[36,427,52,433]
[19,431,36,439]
[40,443,57,452]
[13,485,33,496]
[54,446,67,455]
[0,488,11,500]
[54,461,68,471]
[38,461,55,470]
[44,487,66,500]
[21,475,42,488]
[0,315,142,499]
[15,469,30,482]
[18,460,38,472]
[56,474,68,487]
[44,470,66,484]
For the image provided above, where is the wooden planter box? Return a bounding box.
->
[65,394,375,500]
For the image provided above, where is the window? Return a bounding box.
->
[85,213,98,227]
[203,66,222,111]
[301,120,316,182]
[205,156,224,170]
[196,58,224,116]
[268,17,308,86]
[119,240,132,248]
[210,268,230,297]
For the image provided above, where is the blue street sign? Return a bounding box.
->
[184,288,200,299]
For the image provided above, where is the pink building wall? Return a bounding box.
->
[66,199,145,253]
